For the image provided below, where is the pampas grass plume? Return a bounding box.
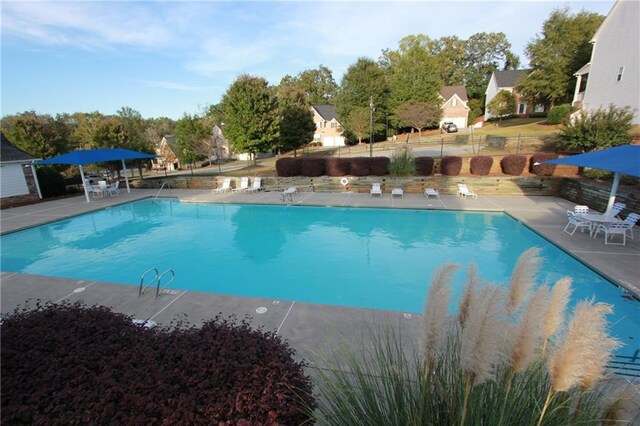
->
[507,247,541,316]
[510,284,549,373]
[542,277,573,354]
[458,264,480,328]
[460,284,505,385]
[422,264,459,362]
[547,300,620,392]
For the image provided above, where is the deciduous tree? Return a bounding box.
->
[487,90,517,125]
[174,113,209,173]
[395,101,441,142]
[518,7,604,107]
[558,106,633,152]
[344,107,371,145]
[1,111,70,158]
[220,75,280,164]
[279,65,338,105]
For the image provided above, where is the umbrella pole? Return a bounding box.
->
[79,165,91,203]
[605,172,621,216]
[122,159,131,193]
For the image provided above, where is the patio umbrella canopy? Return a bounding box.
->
[37,148,157,202]
[544,145,640,214]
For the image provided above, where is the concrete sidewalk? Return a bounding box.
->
[1,189,639,366]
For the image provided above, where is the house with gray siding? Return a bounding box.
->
[1,133,42,207]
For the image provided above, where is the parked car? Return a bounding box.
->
[441,122,458,133]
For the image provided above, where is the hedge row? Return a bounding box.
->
[1,302,314,424]
[277,157,390,177]
[276,154,560,177]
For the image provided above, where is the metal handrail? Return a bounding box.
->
[154,181,169,200]
[139,267,159,296]
[156,269,175,297]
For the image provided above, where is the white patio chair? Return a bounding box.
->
[593,213,639,245]
[212,178,232,194]
[457,184,477,199]
[391,188,403,198]
[106,181,120,196]
[232,177,249,192]
[370,183,382,197]
[425,188,440,199]
[563,210,591,236]
[574,205,589,215]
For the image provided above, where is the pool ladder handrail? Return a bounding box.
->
[154,181,170,200]
[139,267,176,297]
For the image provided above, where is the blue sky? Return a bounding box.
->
[1,0,614,120]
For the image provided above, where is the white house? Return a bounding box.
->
[572,0,640,124]
[1,133,42,206]
[310,105,345,147]
[484,70,545,119]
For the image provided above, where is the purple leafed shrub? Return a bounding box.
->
[301,158,326,177]
[350,157,371,176]
[1,302,314,425]
[415,157,434,176]
[440,156,463,176]
[501,155,528,176]
[530,153,558,176]
[325,158,351,176]
[276,157,302,177]
[470,156,494,176]
[370,157,390,176]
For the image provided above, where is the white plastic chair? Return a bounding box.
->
[457,184,477,199]
[563,210,591,236]
[425,188,440,199]
[593,213,639,245]
[212,178,232,194]
[391,188,403,198]
[370,183,382,197]
[232,177,249,192]
[106,181,120,196]
[574,205,589,215]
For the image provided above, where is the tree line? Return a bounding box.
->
[1,7,603,164]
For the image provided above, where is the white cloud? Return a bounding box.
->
[138,79,216,92]
[2,1,172,49]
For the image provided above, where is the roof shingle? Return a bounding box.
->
[0,133,39,163]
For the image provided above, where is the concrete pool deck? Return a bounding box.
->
[1,189,639,369]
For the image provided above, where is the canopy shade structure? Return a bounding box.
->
[37,148,157,202]
[544,145,640,215]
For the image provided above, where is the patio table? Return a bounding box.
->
[582,213,618,237]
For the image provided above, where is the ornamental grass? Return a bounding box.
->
[309,248,636,425]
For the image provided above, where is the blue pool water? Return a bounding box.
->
[1,199,638,354]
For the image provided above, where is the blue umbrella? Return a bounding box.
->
[544,145,640,214]
[37,148,157,202]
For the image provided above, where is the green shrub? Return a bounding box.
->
[309,249,632,425]
[558,105,633,152]
[546,104,573,124]
[36,166,66,198]
[388,145,416,176]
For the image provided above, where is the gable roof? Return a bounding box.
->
[493,69,528,88]
[1,133,40,163]
[312,105,338,121]
[439,86,468,102]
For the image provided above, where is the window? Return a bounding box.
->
[518,103,526,114]
[331,121,337,129]
[452,98,457,107]
[617,66,624,81]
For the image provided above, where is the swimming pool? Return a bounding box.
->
[1,199,638,355]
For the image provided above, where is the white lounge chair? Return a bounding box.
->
[610,202,626,219]
[425,188,440,199]
[370,183,382,197]
[212,178,232,194]
[232,177,249,192]
[457,184,477,199]
[245,177,263,193]
[563,210,591,236]
[391,188,403,198]
[593,212,639,245]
